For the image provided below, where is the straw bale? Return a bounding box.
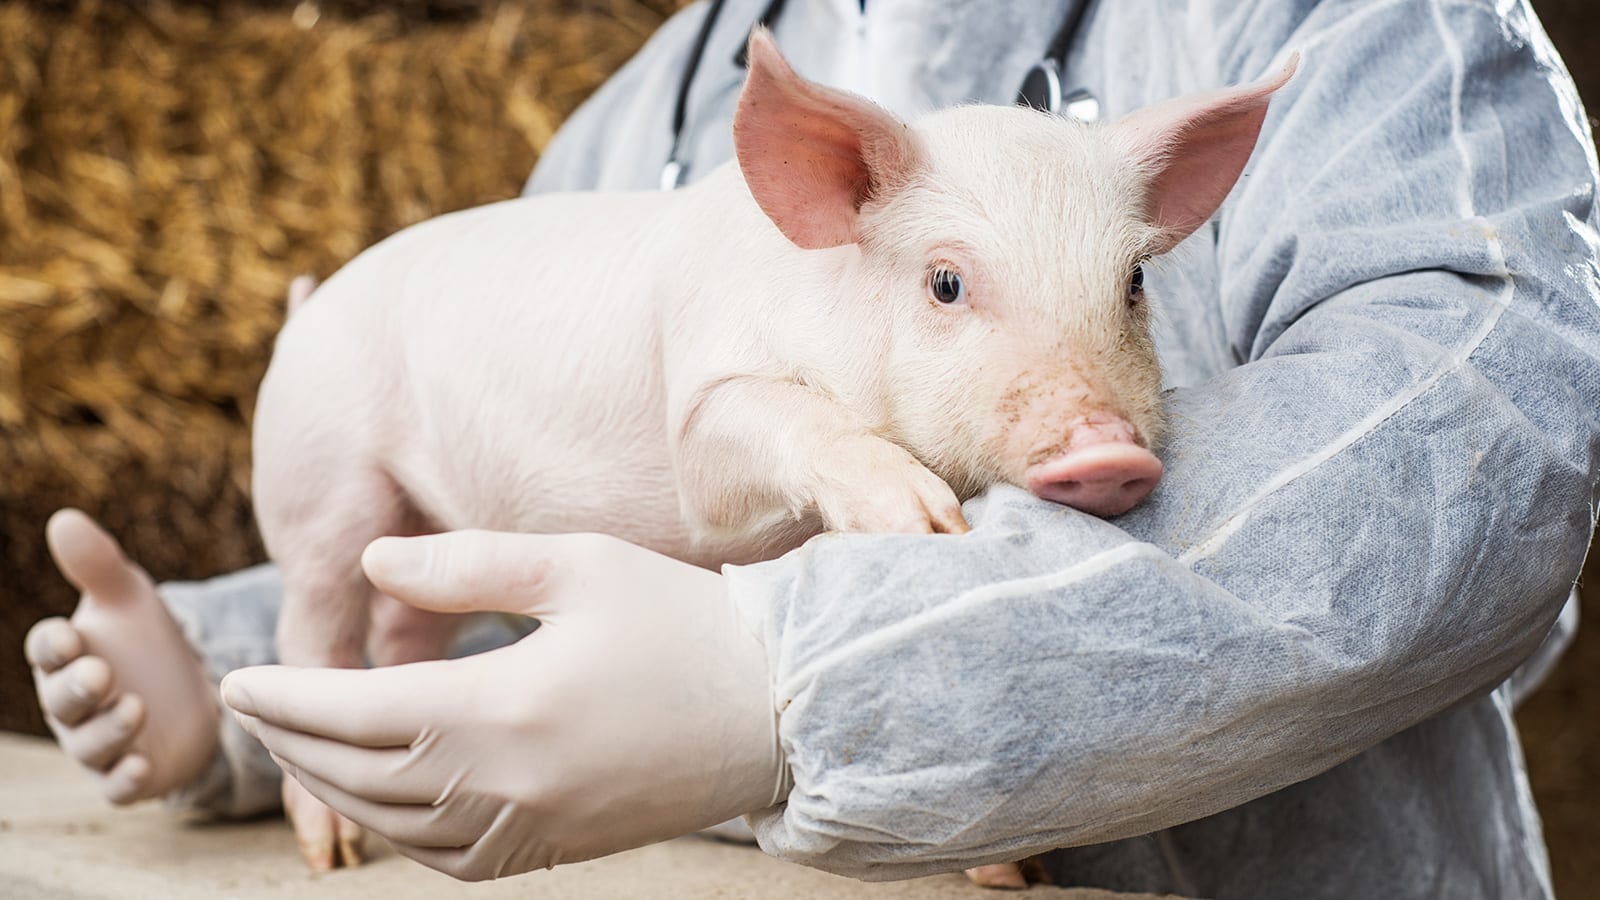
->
[0,0,687,734]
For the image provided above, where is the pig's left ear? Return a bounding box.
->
[734,28,921,250]
[1114,55,1299,254]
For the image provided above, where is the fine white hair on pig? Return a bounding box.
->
[250,27,1295,869]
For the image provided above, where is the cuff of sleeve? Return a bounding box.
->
[722,560,794,810]
[157,579,285,819]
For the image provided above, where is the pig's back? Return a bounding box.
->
[308,191,701,560]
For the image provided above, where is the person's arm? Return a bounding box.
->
[726,2,1600,877]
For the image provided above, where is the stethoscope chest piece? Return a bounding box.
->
[1016,59,1100,122]
[659,159,687,192]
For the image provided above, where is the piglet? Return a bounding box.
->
[251,30,1295,881]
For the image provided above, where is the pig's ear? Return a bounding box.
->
[734,28,920,250]
[1114,55,1299,254]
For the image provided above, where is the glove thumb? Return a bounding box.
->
[46,509,152,605]
[362,530,565,617]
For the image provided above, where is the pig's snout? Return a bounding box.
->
[1025,419,1162,516]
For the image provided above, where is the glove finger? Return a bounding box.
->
[233,713,435,804]
[386,841,491,882]
[221,664,441,747]
[59,693,145,772]
[97,752,152,806]
[361,530,583,617]
[36,655,114,726]
[24,617,84,672]
[285,764,484,850]
[45,509,150,603]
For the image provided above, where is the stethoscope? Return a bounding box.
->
[662,0,1100,190]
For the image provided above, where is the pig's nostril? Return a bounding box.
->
[1122,476,1157,496]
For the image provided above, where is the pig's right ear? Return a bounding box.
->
[733,29,920,250]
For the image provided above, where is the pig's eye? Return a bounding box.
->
[929,267,966,305]
[1127,264,1145,306]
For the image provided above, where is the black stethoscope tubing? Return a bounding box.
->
[663,0,1097,190]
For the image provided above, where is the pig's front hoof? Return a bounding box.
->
[965,862,1029,889]
[283,774,366,871]
[814,440,969,535]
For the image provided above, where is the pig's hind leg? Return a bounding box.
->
[966,863,1027,890]
[253,447,419,870]
[368,587,462,666]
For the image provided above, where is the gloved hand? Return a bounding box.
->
[220,530,791,881]
[27,509,220,802]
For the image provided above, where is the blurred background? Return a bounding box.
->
[0,0,1594,895]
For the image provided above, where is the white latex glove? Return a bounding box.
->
[220,531,790,881]
[27,510,220,802]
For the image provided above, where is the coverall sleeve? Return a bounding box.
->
[730,1,1600,879]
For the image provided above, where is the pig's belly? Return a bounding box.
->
[383,335,707,564]
[386,358,814,570]
[389,402,803,569]
[405,445,699,563]
[413,445,696,565]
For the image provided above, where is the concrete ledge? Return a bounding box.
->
[0,733,1173,899]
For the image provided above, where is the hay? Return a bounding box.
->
[0,0,687,734]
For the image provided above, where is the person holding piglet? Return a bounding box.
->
[25,1,1600,898]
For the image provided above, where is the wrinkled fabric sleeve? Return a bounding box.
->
[730,1,1600,880]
